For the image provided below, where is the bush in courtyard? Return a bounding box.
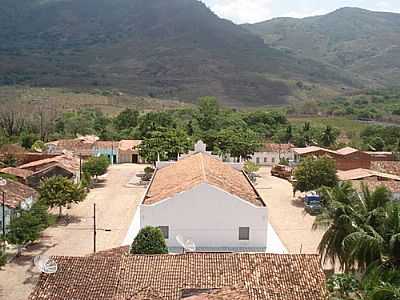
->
[83,155,110,179]
[6,202,53,255]
[0,248,6,268]
[130,226,168,255]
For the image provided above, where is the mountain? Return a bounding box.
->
[0,0,357,107]
[243,7,400,87]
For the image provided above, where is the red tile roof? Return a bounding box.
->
[371,161,400,176]
[118,140,142,152]
[258,143,293,153]
[0,179,38,208]
[0,167,34,179]
[144,153,264,207]
[29,252,327,300]
[337,168,400,181]
[182,287,250,300]
[47,139,95,156]
[351,180,400,194]
[18,155,79,173]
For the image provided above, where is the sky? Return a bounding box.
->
[200,0,400,24]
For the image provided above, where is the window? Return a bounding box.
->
[239,227,250,240]
[272,157,276,163]
[264,157,267,163]
[256,158,260,164]
[158,226,169,239]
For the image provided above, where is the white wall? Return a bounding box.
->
[140,183,268,249]
[250,151,294,166]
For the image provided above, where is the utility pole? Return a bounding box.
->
[2,190,5,238]
[79,153,82,182]
[93,203,96,253]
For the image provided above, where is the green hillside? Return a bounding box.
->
[0,0,359,107]
[243,7,400,87]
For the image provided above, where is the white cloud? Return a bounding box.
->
[202,0,273,24]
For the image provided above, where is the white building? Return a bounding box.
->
[134,147,269,252]
[250,143,294,166]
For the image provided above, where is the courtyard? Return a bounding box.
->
[0,164,147,300]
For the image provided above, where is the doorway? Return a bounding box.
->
[132,154,139,164]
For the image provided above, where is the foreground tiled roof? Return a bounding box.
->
[29,252,327,300]
[0,167,34,179]
[0,179,38,208]
[181,287,250,300]
[371,161,400,176]
[292,146,337,156]
[144,153,264,207]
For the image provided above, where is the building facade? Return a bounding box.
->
[250,143,294,166]
[134,150,268,252]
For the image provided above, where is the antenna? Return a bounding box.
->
[176,234,196,253]
[34,255,58,274]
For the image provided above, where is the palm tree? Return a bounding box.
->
[321,125,336,147]
[314,182,395,271]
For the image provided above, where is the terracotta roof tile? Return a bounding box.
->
[119,140,142,152]
[30,253,327,300]
[371,161,400,176]
[18,155,79,173]
[181,287,250,300]
[351,180,400,193]
[144,153,264,207]
[337,168,400,181]
[336,147,359,155]
[0,179,38,208]
[258,143,293,153]
[0,167,34,179]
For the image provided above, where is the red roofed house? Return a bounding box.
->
[28,250,327,300]
[293,146,371,171]
[0,178,38,232]
[250,143,294,166]
[127,142,270,253]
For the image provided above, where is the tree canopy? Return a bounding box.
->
[83,155,110,178]
[38,176,87,216]
[293,156,338,192]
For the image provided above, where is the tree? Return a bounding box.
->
[215,127,261,159]
[6,202,52,255]
[130,226,168,254]
[114,108,139,130]
[20,133,39,149]
[320,125,338,147]
[38,176,87,216]
[139,129,192,163]
[314,182,395,271]
[83,155,110,179]
[293,156,338,192]
[31,140,46,152]
[196,96,220,132]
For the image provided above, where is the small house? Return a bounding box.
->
[0,179,38,232]
[250,143,294,166]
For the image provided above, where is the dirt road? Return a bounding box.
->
[255,167,325,254]
[0,164,146,300]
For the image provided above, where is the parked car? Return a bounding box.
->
[304,192,322,215]
[271,164,292,179]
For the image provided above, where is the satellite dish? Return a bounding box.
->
[176,234,196,253]
[34,255,58,274]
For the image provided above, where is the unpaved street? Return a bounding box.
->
[0,164,146,300]
[255,167,325,254]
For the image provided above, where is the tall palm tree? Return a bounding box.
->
[314,182,395,271]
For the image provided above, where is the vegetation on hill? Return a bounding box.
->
[244,7,400,87]
[0,0,358,106]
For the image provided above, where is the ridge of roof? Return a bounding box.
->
[143,153,264,207]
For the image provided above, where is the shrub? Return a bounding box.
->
[130,226,168,254]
